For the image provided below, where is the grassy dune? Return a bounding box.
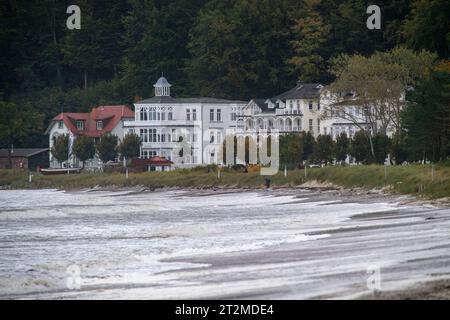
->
[1,164,449,199]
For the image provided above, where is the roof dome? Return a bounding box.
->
[153,75,171,96]
[153,76,172,88]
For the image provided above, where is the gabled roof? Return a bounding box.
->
[272,82,323,101]
[248,99,273,113]
[136,96,247,104]
[0,148,49,158]
[47,105,134,137]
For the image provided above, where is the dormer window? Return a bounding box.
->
[58,121,63,129]
[76,120,84,130]
[97,120,103,130]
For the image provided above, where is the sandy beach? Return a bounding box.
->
[0,187,449,299]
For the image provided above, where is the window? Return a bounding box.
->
[309,119,313,132]
[210,109,214,122]
[161,112,165,121]
[168,111,173,120]
[217,131,222,144]
[149,110,157,121]
[231,112,236,121]
[317,102,321,110]
[171,129,176,142]
[186,109,191,121]
[140,129,148,143]
[96,121,103,130]
[192,109,197,121]
[309,101,313,110]
[210,132,215,143]
[193,133,197,143]
[76,120,84,130]
[58,121,63,129]
[317,119,320,133]
[217,109,221,122]
[149,129,157,142]
[140,108,147,121]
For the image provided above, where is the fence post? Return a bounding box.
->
[431,164,434,182]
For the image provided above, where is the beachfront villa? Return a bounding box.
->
[45,105,134,168]
[45,76,372,169]
[127,76,247,166]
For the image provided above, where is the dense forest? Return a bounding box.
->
[0,0,449,153]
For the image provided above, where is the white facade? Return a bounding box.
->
[128,77,247,166]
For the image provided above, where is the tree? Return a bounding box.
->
[117,133,141,165]
[280,134,303,168]
[302,131,315,161]
[373,133,391,164]
[72,135,95,167]
[404,0,450,59]
[187,0,297,99]
[350,130,371,163]
[334,132,349,164]
[324,47,437,159]
[0,101,43,168]
[312,134,334,164]
[121,0,206,98]
[402,65,450,162]
[289,0,330,82]
[51,134,69,167]
[96,133,118,163]
[390,133,408,164]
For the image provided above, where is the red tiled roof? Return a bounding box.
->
[148,156,174,165]
[50,105,134,137]
[131,157,174,168]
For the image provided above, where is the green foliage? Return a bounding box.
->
[117,133,141,161]
[73,135,95,165]
[350,131,370,163]
[1,0,448,157]
[0,101,43,167]
[51,134,69,164]
[312,134,334,164]
[96,133,118,163]
[404,0,450,58]
[280,134,303,168]
[403,68,450,162]
[372,133,391,164]
[302,131,315,161]
[289,0,330,82]
[187,0,297,99]
[334,132,349,163]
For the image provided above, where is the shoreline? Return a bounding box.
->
[1,183,450,299]
[357,278,450,300]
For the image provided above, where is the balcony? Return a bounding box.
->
[124,120,201,127]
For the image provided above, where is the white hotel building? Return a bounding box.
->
[128,76,247,166]
[124,76,368,167]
